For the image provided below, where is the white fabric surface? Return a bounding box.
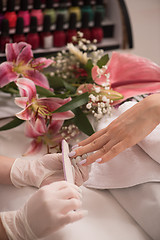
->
[85,101,160,189]
[0,92,151,240]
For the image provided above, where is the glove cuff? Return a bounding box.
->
[0,210,37,240]
[10,157,56,188]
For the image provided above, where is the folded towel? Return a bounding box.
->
[85,101,160,189]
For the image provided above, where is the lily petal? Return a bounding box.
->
[38,97,72,112]
[34,118,47,135]
[49,120,64,134]
[0,62,18,87]
[23,139,43,156]
[16,78,36,100]
[16,43,33,65]
[25,69,50,89]
[6,43,20,62]
[16,105,32,120]
[25,119,46,138]
[31,57,54,70]
[14,97,28,108]
[52,111,74,120]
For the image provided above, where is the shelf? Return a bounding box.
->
[0,37,120,60]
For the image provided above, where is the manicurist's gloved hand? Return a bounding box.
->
[0,181,88,240]
[10,153,89,188]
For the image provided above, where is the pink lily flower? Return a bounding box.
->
[15,78,74,121]
[24,117,64,155]
[0,42,53,89]
[92,52,160,104]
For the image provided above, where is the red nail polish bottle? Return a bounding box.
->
[18,0,30,27]
[4,0,17,28]
[0,19,11,52]
[26,16,40,50]
[30,0,43,26]
[13,17,26,43]
[91,12,103,43]
[40,15,53,49]
[80,12,91,40]
[66,13,77,43]
[53,14,66,47]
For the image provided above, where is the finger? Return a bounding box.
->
[95,140,129,164]
[57,187,82,200]
[51,181,83,194]
[61,199,82,214]
[73,127,107,148]
[70,132,110,159]
[80,139,117,165]
[63,210,88,224]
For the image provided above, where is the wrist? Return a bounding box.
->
[144,94,160,124]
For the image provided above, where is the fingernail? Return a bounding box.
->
[72,144,79,149]
[79,159,87,165]
[96,158,102,163]
[68,151,76,158]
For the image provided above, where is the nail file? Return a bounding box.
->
[62,139,74,184]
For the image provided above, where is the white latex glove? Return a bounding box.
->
[10,153,89,188]
[0,181,88,240]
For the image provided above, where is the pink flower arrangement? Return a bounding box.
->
[0,35,160,154]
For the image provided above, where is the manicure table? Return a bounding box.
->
[0,92,152,240]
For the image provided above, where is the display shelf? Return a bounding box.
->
[0,0,133,59]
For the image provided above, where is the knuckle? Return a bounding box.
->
[110,146,118,155]
[100,145,107,154]
[71,199,82,209]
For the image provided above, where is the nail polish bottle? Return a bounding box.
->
[18,0,30,27]
[53,14,66,47]
[68,0,81,22]
[13,17,26,43]
[27,16,40,49]
[91,12,103,43]
[40,15,53,49]
[4,0,17,28]
[30,0,43,26]
[0,19,11,52]
[56,0,69,23]
[81,0,94,22]
[94,0,105,20]
[80,12,91,40]
[66,13,77,43]
[43,0,56,24]
[0,0,4,29]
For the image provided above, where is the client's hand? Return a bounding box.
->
[0,181,87,240]
[10,153,89,188]
[68,94,160,165]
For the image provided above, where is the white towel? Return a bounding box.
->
[85,101,160,189]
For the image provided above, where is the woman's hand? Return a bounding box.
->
[10,153,89,188]
[69,94,160,165]
[0,181,87,240]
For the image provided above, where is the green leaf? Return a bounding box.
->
[97,54,109,68]
[84,59,94,80]
[36,86,55,97]
[52,92,89,113]
[62,80,76,93]
[0,117,24,131]
[72,108,95,136]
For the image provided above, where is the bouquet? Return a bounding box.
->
[0,32,160,155]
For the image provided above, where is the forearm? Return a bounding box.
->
[143,93,160,124]
[0,156,15,185]
[0,217,9,240]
